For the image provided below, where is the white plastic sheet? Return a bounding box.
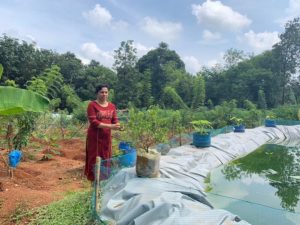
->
[100,125,300,225]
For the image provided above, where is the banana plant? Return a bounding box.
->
[0,86,49,115]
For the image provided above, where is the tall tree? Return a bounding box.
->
[55,52,83,85]
[223,48,247,69]
[192,73,206,109]
[76,63,117,101]
[113,40,139,108]
[257,89,267,109]
[137,42,185,103]
[272,17,300,104]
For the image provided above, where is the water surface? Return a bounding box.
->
[206,144,300,225]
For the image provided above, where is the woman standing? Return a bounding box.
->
[85,84,120,181]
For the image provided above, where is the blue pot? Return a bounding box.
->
[193,132,211,148]
[8,150,22,168]
[265,119,276,127]
[118,141,131,151]
[120,149,137,167]
[234,125,245,133]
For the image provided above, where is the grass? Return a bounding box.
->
[13,190,108,225]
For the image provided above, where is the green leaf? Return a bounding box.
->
[0,64,3,79]
[0,86,49,115]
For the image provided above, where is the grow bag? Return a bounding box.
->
[234,125,245,133]
[8,150,22,168]
[265,119,276,127]
[193,132,211,148]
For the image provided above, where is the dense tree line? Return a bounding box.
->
[0,17,299,112]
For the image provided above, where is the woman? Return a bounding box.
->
[85,84,120,181]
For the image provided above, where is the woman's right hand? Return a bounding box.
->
[111,124,121,130]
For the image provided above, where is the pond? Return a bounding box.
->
[206,144,300,225]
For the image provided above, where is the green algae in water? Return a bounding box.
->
[206,144,300,225]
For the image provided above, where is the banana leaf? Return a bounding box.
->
[0,86,49,115]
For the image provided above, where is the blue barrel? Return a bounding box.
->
[118,141,131,151]
[8,150,22,168]
[120,148,137,167]
[265,119,276,127]
[234,125,245,133]
[193,133,211,148]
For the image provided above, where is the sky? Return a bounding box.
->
[1,0,300,74]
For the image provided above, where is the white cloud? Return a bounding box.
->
[133,42,154,58]
[182,56,202,74]
[141,17,182,41]
[243,30,280,53]
[111,20,129,30]
[202,29,222,41]
[83,4,112,27]
[277,0,300,25]
[80,42,114,67]
[286,0,300,17]
[192,0,251,32]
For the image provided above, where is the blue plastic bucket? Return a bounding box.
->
[234,125,245,133]
[120,149,137,167]
[193,133,211,148]
[265,119,276,127]
[8,150,22,168]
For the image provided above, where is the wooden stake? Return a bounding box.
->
[10,167,13,178]
[94,156,101,214]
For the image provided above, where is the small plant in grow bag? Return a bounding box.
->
[265,113,277,127]
[190,120,212,135]
[230,117,245,133]
[191,120,212,148]
[126,106,168,178]
[230,117,243,126]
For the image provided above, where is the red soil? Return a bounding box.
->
[0,138,87,225]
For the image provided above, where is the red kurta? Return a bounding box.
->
[84,101,118,181]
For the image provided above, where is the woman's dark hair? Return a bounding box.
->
[95,84,109,94]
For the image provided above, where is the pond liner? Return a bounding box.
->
[98,125,300,225]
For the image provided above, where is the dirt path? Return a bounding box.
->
[0,138,87,225]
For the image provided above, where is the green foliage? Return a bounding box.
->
[271,104,300,120]
[207,100,237,128]
[61,84,81,112]
[26,77,47,95]
[230,116,244,125]
[28,191,103,225]
[265,114,276,119]
[0,63,3,79]
[192,73,205,109]
[272,17,300,105]
[4,79,18,87]
[41,65,64,99]
[126,106,168,152]
[113,40,140,108]
[136,42,185,103]
[223,48,247,68]
[13,112,38,150]
[76,64,117,101]
[72,101,89,123]
[135,69,153,108]
[9,201,32,224]
[190,120,212,135]
[243,99,256,110]
[162,86,188,109]
[257,89,267,109]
